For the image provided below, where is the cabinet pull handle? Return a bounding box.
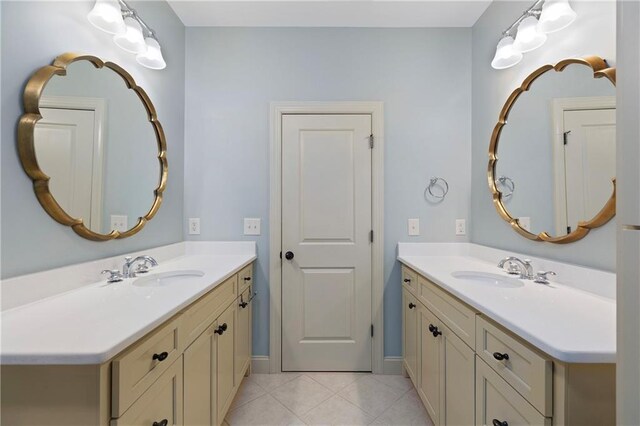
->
[408,303,416,309]
[403,278,411,283]
[492,420,508,426]
[153,420,168,426]
[428,324,442,337]
[243,276,252,281]
[492,352,510,361]
[152,352,169,362]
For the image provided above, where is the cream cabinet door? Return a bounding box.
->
[442,327,475,426]
[476,358,550,426]
[403,289,419,384]
[184,326,216,426]
[235,287,252,385]
[419,306,443,425]
[216,303,237,424]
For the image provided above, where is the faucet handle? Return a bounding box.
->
[101,269,124,283]
[534,270,556,284]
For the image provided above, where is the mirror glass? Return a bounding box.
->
[33,60,161,235]
[495,63,616,237]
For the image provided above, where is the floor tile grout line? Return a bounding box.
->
[268,375,337,420]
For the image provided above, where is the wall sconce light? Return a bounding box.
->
[491,0,577,70]
[87,0,166,70]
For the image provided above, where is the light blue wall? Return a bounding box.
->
[1,1,185,278]
[471,0,617,271]
[184,27,472,357]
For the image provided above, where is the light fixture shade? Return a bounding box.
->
[87,0,125,34]
[514,15,547,53]
[136,38,167,70]
[113,17,147,54]
[491,36,523,70]
[538,0,577,33]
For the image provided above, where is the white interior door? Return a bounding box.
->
[564,108,616,231]
[282,114,372,371]
[34,108,97,227]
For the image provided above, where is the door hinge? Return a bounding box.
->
[563,130,571,145]
[371,324,374,337]
[369,230,374,243]
[567,226,572,233]
[369,134,374,149]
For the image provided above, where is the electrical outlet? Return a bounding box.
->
[519,217,531,232]
[455,219,466,236]
[188,218,201,235]
[244,218,261,235]
[110,215,128,232]
[408,218,420,236]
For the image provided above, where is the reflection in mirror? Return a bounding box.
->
[33,60,160,235]
[495,60,615,239]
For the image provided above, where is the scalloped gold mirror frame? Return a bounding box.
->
[18,52,168,241]
[488,56,616,244]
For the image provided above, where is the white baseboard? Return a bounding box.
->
[250,355,403,375]
[251,356,271,374]
[383,356,403,375]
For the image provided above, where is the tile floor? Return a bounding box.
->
[224,373,435,425]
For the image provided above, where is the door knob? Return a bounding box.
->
[285,251,294,260]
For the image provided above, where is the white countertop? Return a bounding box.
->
[398,243,615,363]
[1,243,256,365]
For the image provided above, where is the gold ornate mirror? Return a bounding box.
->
[18,53,167,241]
[488,56,616,243]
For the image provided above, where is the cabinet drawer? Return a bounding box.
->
[111,356,183,426]
[476,316,552,416]
[418,275,477,348]
[476,357,550,426]
[402,265,418,293]
[182,275,237,348]
[238,263,253,295]
[112,316,182,418]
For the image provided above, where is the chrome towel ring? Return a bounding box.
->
[496,175,515,199]
[425,177,449,200]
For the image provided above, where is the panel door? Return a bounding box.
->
[235,286,252,384]
[184,326,215,426]
[282,114,373,371]
[403,289,419,385]
[216,303,236,424]
[563,108,616,230]
[419,307,443,425]
[443,327,475,426]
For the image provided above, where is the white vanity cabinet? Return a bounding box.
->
[1,262,254,426]
[401,264,615,426]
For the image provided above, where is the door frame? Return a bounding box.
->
[269,101,384,374]
[551,96,616,235]
[39,95,107,231]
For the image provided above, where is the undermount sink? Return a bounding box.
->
[133,270,205,287]
[451,271,524,288]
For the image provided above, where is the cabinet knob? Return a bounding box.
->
[243,276,252,281]
[492,420,508,426]
[403,278,411,283]
[240,301,248,308]
[215,323,228,335]
[492,352,510,361]
[152,351,169,362]
[153,420,168,426]
[408,303,416,309]
[285,251,294,260]
[428,324,442,337]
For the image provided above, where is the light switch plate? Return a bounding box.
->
[455,219,466,236]
[188,218,201,235]
[110,215,128,232]
[408,218,420,236]
[519,217,531,232]
[244,218,261,235]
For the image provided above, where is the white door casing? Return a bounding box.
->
[270,102,384,374]
[281,114,372,371]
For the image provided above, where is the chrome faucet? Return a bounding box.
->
[122,255,158,278]
[497,256,534,280]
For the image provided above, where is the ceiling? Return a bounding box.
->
[167,0,494,28]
